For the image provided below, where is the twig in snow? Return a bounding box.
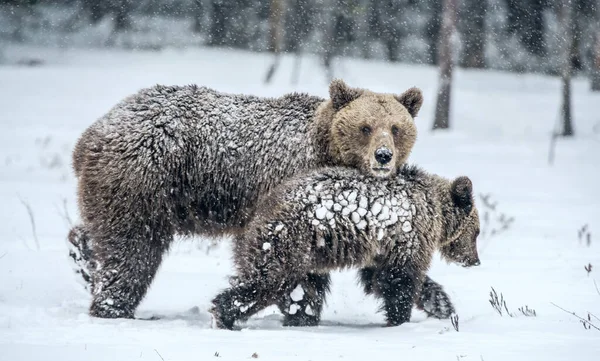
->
[0,252,6,260]
[518,305,537,317]
[521,306,537,316]
[594,280,599,296]
[550,302,600,331]
[477,193,513,254]
[585,263,593,276]
[55,197,73,228]
[154,349,165,361]
[489,287,513,317]
[18,196,39,250]
[548,130,558,165]
[548,109,561,165]
[577,224,592,246]
[450,314,459,332]
[588,312,600,323]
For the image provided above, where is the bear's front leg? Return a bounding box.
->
[369,263,424,326]
[278,273,331,327]
[359,269,454,320]
[89,231,170,319]
[416,275,455,319]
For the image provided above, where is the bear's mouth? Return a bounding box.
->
[371,166,392,174]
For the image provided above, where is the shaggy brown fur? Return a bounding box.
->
[67,80,437,319]
[210,165,481,329]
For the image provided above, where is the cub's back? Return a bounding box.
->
[245,166,441,268]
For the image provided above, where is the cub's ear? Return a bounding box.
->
[451,176,473,213]
[395,87,423,118]
[329,79,362,111]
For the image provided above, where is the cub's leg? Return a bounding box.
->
[415,276,455,318]
[359,263,424,326]
[278,273,331,327]
[359,269,454,319]
[211,278,300,330]
[89,227,172,319]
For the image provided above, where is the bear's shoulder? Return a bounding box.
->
[273,92,325,112]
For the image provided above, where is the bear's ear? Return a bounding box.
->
[395,87,423,118]
[451,176,473,213]
[329,79,362,111]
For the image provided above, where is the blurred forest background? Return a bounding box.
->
[1,0,599,80]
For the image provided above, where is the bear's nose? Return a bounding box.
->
[468,259,481,267]
[374,148,393,165]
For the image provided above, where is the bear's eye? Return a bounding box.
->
[391,125,400,136]
[361,126,372,136]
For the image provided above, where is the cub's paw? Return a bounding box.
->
[417,279,455,319]
[282,311,320,327]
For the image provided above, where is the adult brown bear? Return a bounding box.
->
[67,79,453,323]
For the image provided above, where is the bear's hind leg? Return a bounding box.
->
[210,282,266,330]
[211,279,298,330]
[89,229,171,319]
[278,273,331,327]
[67,225,96,292]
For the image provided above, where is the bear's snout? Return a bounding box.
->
[463,257,481,267]
[374,147,393,165]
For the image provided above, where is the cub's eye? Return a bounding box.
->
[391,125,400,136]
[361,126,372,136]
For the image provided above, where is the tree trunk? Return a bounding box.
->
[113,0,131,32]
[432,0,457,130]
[426,0,442,65]
[558,0,574,136]
[322,1,339,82]
[592,2,600,91]
[459,0,485,68]
[193,0,204,33]
[285,0,312,53]
[264,0,284,84]
[88,1,106,25]
[506,0,546,57]
[267,0,283,53]
[208,0,229,46]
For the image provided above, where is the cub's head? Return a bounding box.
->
[325,79,422,178]
[439,176,481,268]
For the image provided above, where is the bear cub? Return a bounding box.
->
[211,165,481,329]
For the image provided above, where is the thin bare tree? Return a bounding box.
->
[459,0,485,68]
[558,0,575,136]
[592,1,600,91]
[264,0,284,84]
[432,0,458,130]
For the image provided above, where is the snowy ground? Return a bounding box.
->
[1,45,599,361]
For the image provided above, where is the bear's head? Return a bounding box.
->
[323,79,423,179]
[439,176,481,267]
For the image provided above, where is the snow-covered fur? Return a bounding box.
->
[210,165,481,329]
[67,79,446,320]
